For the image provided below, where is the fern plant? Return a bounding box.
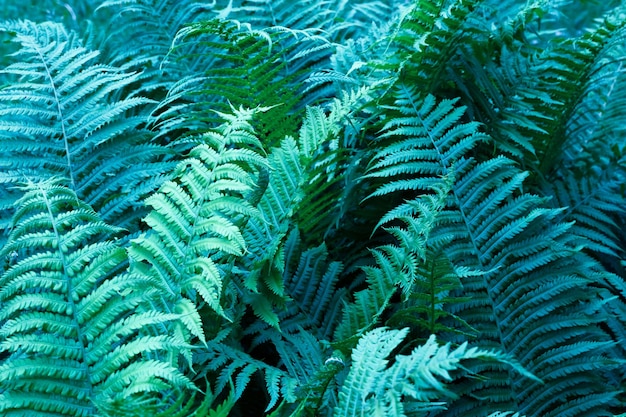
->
[357,3,626,414]
[0,0,625,416]
[362,79,623,417]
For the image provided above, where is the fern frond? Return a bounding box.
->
[226,0,334,31]
[444,11,553,162]
[98,0,218,75]
[152,17,331,150]
[364,84,622,415]
[189,91,373,413]
[386,247,480,342]
[244,229,344,346]
[235,231,345,412]
[0,1,101,37]
[438,156,622,416]
[541,169,625,260]
[238,90,366,320]
[382,0,480,95]
[529,11,626,175]
[283,236,344,337]
[563,48,626,175]
[0,179,194,416]
[269,330,338,412]
[335,178,452,345]
[296,88,372,241]
[334,327,411,417]
[129,106,266,343]
[334,329,533,417]
[217,0,355,105]
[0,20,172,235]
[365,89,487,208]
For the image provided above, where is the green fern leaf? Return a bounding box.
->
[335,178,452,344]
[433,2,555,162]
[152,18,327,148]
[243,229,345,346]
[129,106,266,342]
[383,0,478,94]
[0,179,193,416]
[238,97,359,319]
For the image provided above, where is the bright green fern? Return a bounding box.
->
[128,105,267,344]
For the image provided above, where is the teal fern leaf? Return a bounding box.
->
[128,106,266,343]
[236,135,303,325]
[363,83,623,415]
[436,159,621,416]
[195,91,373,412]
[335,327,411,417]
[529,12,626,175]
[98,0,217,72]
[226,0,333,30]
[334,328,533,417]
[563,47,626,176]
[0,1,101,38]
[0,20,173,235]
[364,88,487,207]
[443,18,552,162]
[282,232,344,338]
[235,231,346,413]
[427,1,591,165]
[0,179,193,416]
[541,169,625,260]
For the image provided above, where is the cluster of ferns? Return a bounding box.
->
[0,0,625,416]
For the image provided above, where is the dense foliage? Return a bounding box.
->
[0,0,625,416]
